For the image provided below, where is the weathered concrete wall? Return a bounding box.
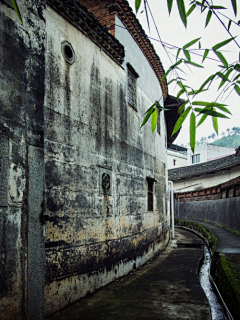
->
[175,197,240,232]
[0,1,45,319]
[115,16,167,162]
[44,6,169,315]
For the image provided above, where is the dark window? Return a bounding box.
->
[173,159,176,166]
[127,64,138,111]
[192,154,200,164]
[147,178,154,211]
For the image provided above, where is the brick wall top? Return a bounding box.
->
[169,154,240,181]
[47,0,125,64]
[79,0,168,100]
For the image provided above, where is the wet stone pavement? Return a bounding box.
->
[46,229,211,320]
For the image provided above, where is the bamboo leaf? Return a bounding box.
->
[11,0,23,24]
[202,49,209,63]
[192,101,209,106]
[144,102,157,115]
[177,80,185,90]
[172,59,183,68]
[205,10,212,27]
[135,0,142,13]
[167,0,174,15]
[212,37,235,51]
[190,112,196,153]
[218,68,233,89]
[234,63,240,71]
[212,110,218,134]
[197,113,208,127]
[177,89,185,99]
[194,108,229,118]
[213,50,228,68]
[176,48,181,61]
[235,84,240,95]
[187,4,196,16]
[183,37,201,49]
[178,100,189,115]
[231,0,237,16]
[215,105,231,115]
[199,74,215,90]
[228,20,232,31]
[160,68,172,83]
[167,78,177,86]
[177,0,187,28]
[184,61,204,68]
[141,106,155,128]
[172,106,191,136]
[188,88,208,95]
[210,5,226,10]
[193,101,228,109]
[151,108,158,133]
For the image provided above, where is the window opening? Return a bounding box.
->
[61,41,75,65]
[127,64,139,111]
[192,154,200,164]
[147,178,154,211]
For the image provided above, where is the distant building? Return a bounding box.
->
[167,143,235,169]
[170,153,240,232]
[169,153,240,193]
[188,143,235,164]
[167,144,188,169]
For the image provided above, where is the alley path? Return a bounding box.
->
[45,229,210,320]
[190,220,240,254]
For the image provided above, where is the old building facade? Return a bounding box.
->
[0,0,177,318]
[169,154,240,232]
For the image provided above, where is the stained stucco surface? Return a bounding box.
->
[44,5,169,315]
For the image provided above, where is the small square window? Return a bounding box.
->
[192,154,200,164]
[147,178,154,211]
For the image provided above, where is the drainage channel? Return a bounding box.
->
[177,236,231,320]
[199,245,230,320]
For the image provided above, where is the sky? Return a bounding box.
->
[128,0,240,146]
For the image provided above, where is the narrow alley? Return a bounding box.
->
[46,228,211,320]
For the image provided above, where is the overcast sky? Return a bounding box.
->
[128,0,240,146]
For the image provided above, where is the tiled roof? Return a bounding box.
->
[169,154,240,181]
[47,0,125,64]
[79,0,168,99]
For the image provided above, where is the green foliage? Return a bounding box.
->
[212,254,240,319]
[190,112,196,152]
[212,134,240,148]
[175,219,217,253]
[141,101,168,133]
[11,0,22,24]
[135,0,239,153]
[177,0,187,27]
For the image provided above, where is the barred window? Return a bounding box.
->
[127,64,139,111]
[147,178,154,211]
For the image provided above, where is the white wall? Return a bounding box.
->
[188,144,235,164]
[167,150,188,169]
[115,16,167,164]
